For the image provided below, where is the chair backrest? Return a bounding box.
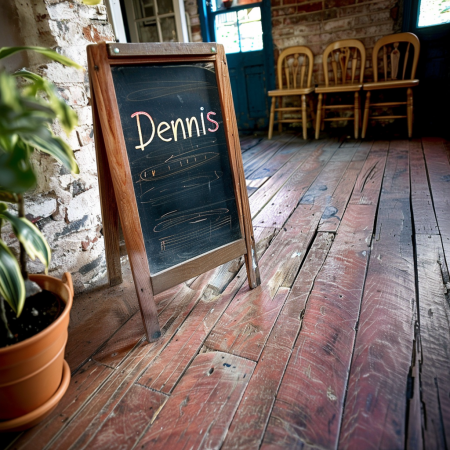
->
[372,32,420,82]
[277,46,314,90]
[322,39,366,87]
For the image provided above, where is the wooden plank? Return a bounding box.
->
[151,239,247,295]
[91,88,122,286]
[203,204,323,362]
[136,228,276,393]
[222,232,334,450]
[93,227,274,370]
[339,142,416,449]
[85,385,168,450]
[247,137,308,186]
[65,263,140,372]
[416,234,450,449]
[262,203,377,449]
[136,352,256,450]
[410,139,439,235]
[248,143,316,215]
[239,135,263,152]
[11,360,112,450]
[422,137,450,270]
[319,144,372,232]
[87,43,160,342]
[107,42,220,57]
[349,140,389,205]
[244,140,291,179]
[299,160,352,207]
[254,144,338,228]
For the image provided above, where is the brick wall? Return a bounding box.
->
[271,0,402,85]
[3,0,115,294]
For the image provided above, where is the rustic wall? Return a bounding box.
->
[3,0,115,293]
[271,0,402,85]
[185,0,203,42]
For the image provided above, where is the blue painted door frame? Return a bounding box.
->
[198,0,275,131]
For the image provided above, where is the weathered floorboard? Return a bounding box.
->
[222,232,334,450]
[85,385,168,450]
[416,234,450,449]
[262,203,377,449]
[409,140,439,235]
[136,352,256,450]
[339,141,416,449]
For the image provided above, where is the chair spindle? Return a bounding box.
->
[383,46,388,81]
[293,54,299,89]
[391,42,400,80]
[402,42,411,80]
[351,48,357,83]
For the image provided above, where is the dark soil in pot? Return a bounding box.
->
[0,290,65,348]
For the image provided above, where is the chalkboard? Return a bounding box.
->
[111,63,241,274]
[87,42,260,342]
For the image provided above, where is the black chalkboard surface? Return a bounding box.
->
[88,42,260,342]
[111,63,242,274]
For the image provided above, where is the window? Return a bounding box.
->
[123,0,189,43]
[214,8,263,54]
[417,0,450,27]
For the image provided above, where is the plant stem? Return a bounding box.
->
[17,194,28,280]
[0,297,14,340]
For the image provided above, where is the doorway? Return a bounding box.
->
[203,0,275,131]
[403,0,450,137]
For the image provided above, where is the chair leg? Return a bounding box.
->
[301,95,307,140]
[407,88,413,138]
[278,97,283,133]
[268,97,276,140]
[362,91,370,139]
[308,96,316,132]
[321,94,326,131]
[316,94,322,139]
[354,91,360,139]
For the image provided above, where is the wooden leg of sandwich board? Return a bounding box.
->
[215,44,261,289]
[91,88,123,286]
[309,96,316,131]
[316,94,322,139]
[407,88,413,138]
[302,94,308,140]
[354,91,360,139]
[88,43,161,342]
[268,97,276,140]
[362,91,370,138]
[278,97,283,133]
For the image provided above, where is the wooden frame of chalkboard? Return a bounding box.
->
[87,42,261,342]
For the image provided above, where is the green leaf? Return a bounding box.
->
[0,47,83,69]
[14,70,78,134]
[0,240,25,317]
[82,0,102,4]
[0,211,51,271]
[22,127,79,174]
[0,141,37,193]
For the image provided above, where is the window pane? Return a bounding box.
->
[137,21,159,41]
[160,16,177,41]
[215,12,240,53]
[158,0,174,15]
[418,0,450,27]
[134,0,155,18]
[237,8,263,52]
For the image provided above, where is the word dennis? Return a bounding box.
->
[131,107,219,151]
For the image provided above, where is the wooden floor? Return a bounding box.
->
[4,135,450,450]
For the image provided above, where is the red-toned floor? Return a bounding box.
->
[4,135,450,449]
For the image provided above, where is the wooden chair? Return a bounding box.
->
[362,33,420,138]
[268,46,315,140]
[315,40,366,139]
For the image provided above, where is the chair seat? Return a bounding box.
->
[315,83,362,94]
[268,87,315,96]
[363,79,419,90]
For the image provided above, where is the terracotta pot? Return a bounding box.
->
[0,273,73,432]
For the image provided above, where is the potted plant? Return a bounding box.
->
[0,46,81,432]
